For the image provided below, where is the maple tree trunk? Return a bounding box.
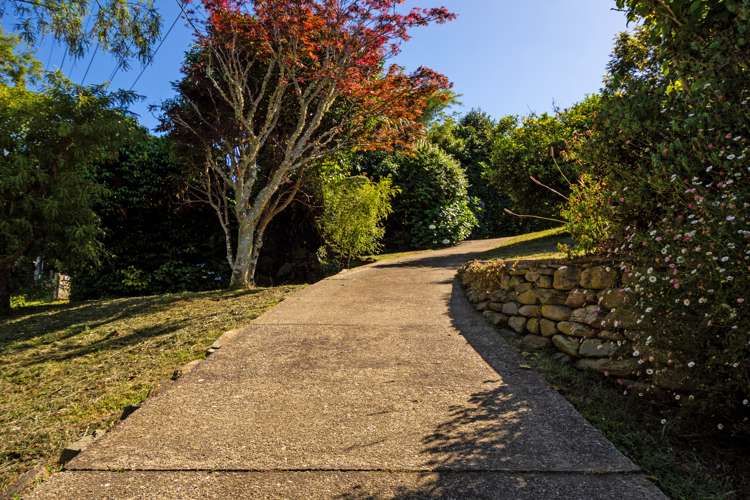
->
[229,221,257,289]
[0,266,11,317]
[229,213,272,289]
[248,229,265,283]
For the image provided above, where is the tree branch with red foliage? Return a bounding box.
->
[165,0,454,287]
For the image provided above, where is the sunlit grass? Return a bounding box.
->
[474,226,569,261]
[0,286,298,492]
[368,226,569,265]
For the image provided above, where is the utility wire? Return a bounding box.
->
[127,9,181,91]
[68,12,95,78]
[59,45,68,71]
[175,0,200,35]
[80,41,99,85]
[44,36,55,72]
[107,61,122,83]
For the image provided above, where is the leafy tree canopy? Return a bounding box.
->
[162,0,455,288]
[0,28,42,86]
[0,36,137,314]
[1,0,161,68]
[484,96,599,221]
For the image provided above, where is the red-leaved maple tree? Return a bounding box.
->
[164,0,454,287]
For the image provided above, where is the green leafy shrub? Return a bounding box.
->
[560,173,611,256]
[382,143,478,248]
[484,97,598,222]
[572,1,750,433]
[319,175,396,266]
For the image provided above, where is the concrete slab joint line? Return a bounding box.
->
[30,237,666,499]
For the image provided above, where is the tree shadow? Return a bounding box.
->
[334,278,657,499]
[331,280,538,499]
[19,319,190,366]
[0,289,263,354]
[420,385,525,470]
[370,234,568,272]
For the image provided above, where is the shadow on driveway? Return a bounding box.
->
[333,278,661,499]
[370,234,568,272]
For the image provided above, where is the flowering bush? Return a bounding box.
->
[612,80,749,432]
[380,142,477,249]
[569,1,750,433]
[410,198,478,248]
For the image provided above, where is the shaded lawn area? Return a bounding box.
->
[0,286,299,492]
[481,230,748,499]
[525,353,747,499]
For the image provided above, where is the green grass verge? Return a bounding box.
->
[367,226,570,265]
[472,226,570,261]
[523,351,742,499]
[0,286,298,492]
[479,229,747,499]
[368,249,424,263]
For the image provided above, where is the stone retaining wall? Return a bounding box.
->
[459,258,642,379]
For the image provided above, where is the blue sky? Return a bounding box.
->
[7,0,627,131]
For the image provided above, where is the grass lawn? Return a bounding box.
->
[525,353,746,499]
[481,230,748,499]
[473,226,570,261]
[368,226,570,264]
[0,286,298,493]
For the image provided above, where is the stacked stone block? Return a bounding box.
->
[460,259,640,379]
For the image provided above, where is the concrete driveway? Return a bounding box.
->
[30,238,665,499]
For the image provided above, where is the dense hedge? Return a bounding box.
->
[71,135,229,299]
[429,111,530,237]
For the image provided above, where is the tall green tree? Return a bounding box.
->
[0,64,133,314]
[430,110,520,236]
[484,97,598,222]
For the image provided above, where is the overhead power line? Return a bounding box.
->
[107,60,122,83]
[59,45,69,71]
[127,9,181,91]
[44,35,55,72]
[175,0,200,35]
[80,41,99,85]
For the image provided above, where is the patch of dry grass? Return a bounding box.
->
[0,286,298,492]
